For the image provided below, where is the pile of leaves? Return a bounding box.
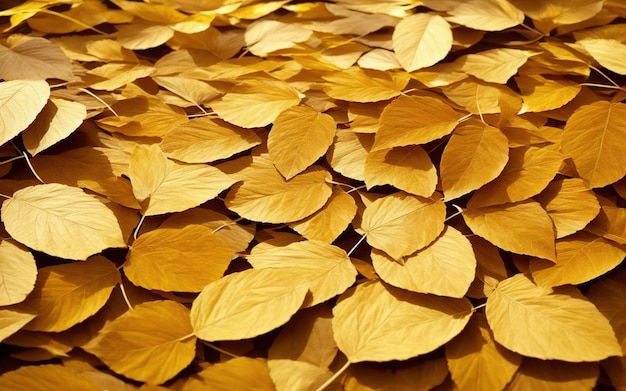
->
[0,0,625,389]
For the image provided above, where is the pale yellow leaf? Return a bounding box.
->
[372,226,476,298]
[562,101,626,187]
[464,201,556,261]
[440,119,509,201]
[117,23,174,50]
[393,13,452,72]
[191,268,309,341]
[322,67,410,103]
[446,313,522,391]
[373,95,462,151]
[508,0,604,33]
[326,129,374,181]
[445,0,524,31]
[0,307,36,343]
[0,240,36,306]
[507,359,599,391]
[357,49,401,71]
[268,106,336,180]
[1,183,125,260]
[267,360,334,391]
[362,192,446,260]
[458,48,535,84]
[0,79,49,146]
[210,80,302,128]
[18,256,119,332]
[0,364,100,391]
[344,358,448,391]
[154,75,221,107]
[83,300,196,385]
[180,357,276,391]
[365,145,437,197]
[516,75,582,113]
[245,20,312,57]
[0,35,73,81]
[87,63,155,91]
[486,273,622,361]
[23,98,86,155]
[578,38,626,75]
[332,280,473,363]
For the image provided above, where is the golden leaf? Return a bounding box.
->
[344,359,448,391]
[373,95,462,151]
[268,106,336,180]
[392,13,452,72]
[372,226,476,298]
[440,119,509,201]
[508,0,604,33]
[179,357,276,391]
[362,192,446,260]
[442,78,519,114]
[0,240,36,306]
[0,79,49,146]
[458,48,536,84]
[0,35,73,81]
[322,67,409,103]
[86,63,155,91]
[326,130,373,181]
[245,20,312,57]
[153,75,221,106]
[0,307,36,343]
[446,313,522,391]
[0,364,100,391]
[83,300,196,385]
[516,75,581,113]
[444,0,524,31]
[463,201,556,261]
[486,273,622,361]
[247,240,357,307]
[580,38,626,75]
[125,225,232,292]
[332,280,473,362]
[267,360,335,391]
[466,236,508,299]
[586,196,626,245]
[18,256,119,332]
[191,268,309,341]
[365,145,437,197]
[1,183,126,260]
[507,359,599,391]
[562,101,626,188]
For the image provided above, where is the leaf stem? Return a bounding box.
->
[589,64,620,88]
[35,9,108,35]
[0,155,25,165]
[347,234,367,257]
[118,280,134,310]
[22,152,45,184]
[580,83,623,90]
[0,193,12,199]
[201,341,240,358]
[133,214,146,240]
[473,302,487,311]
[445,205,464,222]
[458,113,473,123]
[314,360,350,391]
[79,88,119,117]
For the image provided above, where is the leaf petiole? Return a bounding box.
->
[314,360,350,391]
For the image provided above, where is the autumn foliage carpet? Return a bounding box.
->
[0,0,625,390]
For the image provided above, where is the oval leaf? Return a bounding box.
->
[23,98,86,155]
[393,13,452,72]
[0,364,100,391]
[0,79,50,146]
[0,240,37,306]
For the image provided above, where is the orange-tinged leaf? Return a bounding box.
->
[0,36,73,81]
[0,240,36,306]
[322,67,410,103]
[486,273,622,361]
[268,106,336,180]
[23,98,86,155]
[535,178,600,239]
[0,364,100,391]
[1,183,126,260]
[326,130,373,181]
[191,268,309,341]
[372,226,476,298]
[210,80,302,128]
[160,117,261,163]
[19,256,120,332]
[562,101,626,187]
[125,225,232,292]
[468,145,563,208]
[463,201,556,261]
[332,280,473,363]
[344,358,448,391]
[221,154,332,223]
[458,48,535,84]
[507,359,599,391]
[180,357,276,391]
[373,95,462,151]
[440,119,509,200]
[83,300,196,385]
[529,231,625,287]
[516,75,581,113]
[247,240,357,307]
[0,79,49,146]
[579,39,626,75]
[245,20,312,57]
[362,192,446,260]
[393,13,452,72]
[444,0,524,31]
[446,313,522,391]
[364,145,437,197]
[586,196,626,245]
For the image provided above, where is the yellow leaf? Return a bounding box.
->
[463,201,556,261]
[440,119,509,201]
[221,154,332,223]
[578,38,626,75]
[445,0,524,31]
[245,20,312,57]
[125,225,232,292]
[153,75,221,106]
[529,231,625,287]
[326,129,374,181]
[458,48,535,84]
[0,364,101,391]
[160,117,261,163]
[373,95,462,151]
[191,268,309,341]
[466,236,508,299]
[247,240,357,307]
[18,256,120,332]
[344,358,448,391]
[128,144,235,216]
[322,67,410,103]
[365,145,437,197]
[268,106,336,179]
[357,48,401,71]
[362,192,446,260]
[83,300,196,385]
[372,226,476,298]
[0,240,36,306]
[117,23,174,50]
[210,80,302,128]
[586,196,626,245]
[442,78,520,114]
[486,273,622,361]
[267,360,334,391]
[562,101,626,187]
[22,98,86,155]
[1,183,125,260]
[468,145,563,208]
[87,63,155,91]
[507,359,599,391]
[180,357,276,391]
[0,79,49,146]
[392,13,452,72]
[516,75,582,113]
[0,35,73,81]
[332,280,473,363]
[508,0,604,33]
[446,313,522,391]
[0,307,36,343]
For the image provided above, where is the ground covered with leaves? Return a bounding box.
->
[0,0,625,389]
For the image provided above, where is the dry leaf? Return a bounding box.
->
[344,359,449,391]
[507,359,599,391]
[322,67,410,103]
[444,0,524,31]
[179,357,276,391]
[0,35,73,80]
[0,364,101,391]
[0,79,50,146]
[0,240,37,306]
[393,13,452,72]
